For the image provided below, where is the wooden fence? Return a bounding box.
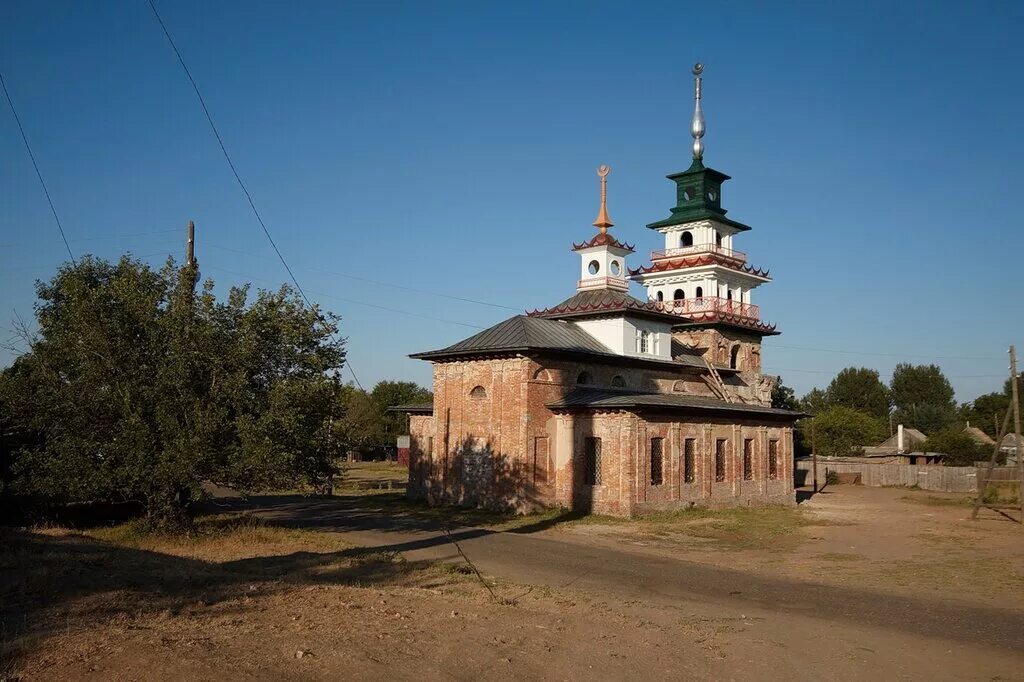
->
[794,460,982,493]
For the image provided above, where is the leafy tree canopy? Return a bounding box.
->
[771,378,800,411]
[799,405,887,458]
[889,363,957,433]
[799,388,830,416]
[0,256,347,528]
[369,380,433,444]
[825,367,891,419]
[919,429,994,467]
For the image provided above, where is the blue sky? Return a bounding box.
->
[2,0,1022,403]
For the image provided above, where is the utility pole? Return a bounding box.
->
[1010,346,1023,519]
[186,219,196,268]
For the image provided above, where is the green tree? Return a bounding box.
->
[800,405,887,458]
[919,429,992,467]
[825,367,891,419]
[771,378,800,411]
[368,380,433,444]
[889,363,957,434]
[0,255,346,528]
[799,388,830,415]
[960,377,1024,438]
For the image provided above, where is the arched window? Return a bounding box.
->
[727,289,733,301]
[730,345,740,370]
[656,291,664,302]
[715,231,723,247]
[673,289,685,301]
[470,385,487,399]
[577,371,592,385]
[532,367,550,382]
[672,380,687,393]
[681,231,694,247]
[611,375,626,388]
[695,286,703,299]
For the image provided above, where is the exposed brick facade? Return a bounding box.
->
[405,341,796,517]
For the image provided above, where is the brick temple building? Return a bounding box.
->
[394,65,802,516]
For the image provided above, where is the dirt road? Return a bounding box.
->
[230,487,1024,674]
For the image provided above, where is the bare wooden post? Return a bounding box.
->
[811,418,818,494]
[972,409,1010,520]
[1010,346,1023,521]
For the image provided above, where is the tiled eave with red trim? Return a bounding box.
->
[679,313,779,335]
[527,298,671,319]
[571,233,635,252]
[628,254,770,279]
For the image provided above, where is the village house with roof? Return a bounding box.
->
[393,65,803,515]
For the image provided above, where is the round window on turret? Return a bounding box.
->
[610,260,621,276]
[588,260,600,275]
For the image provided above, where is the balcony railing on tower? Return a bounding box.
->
[650,244,747,262]
[661,296,760,321]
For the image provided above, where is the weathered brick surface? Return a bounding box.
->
[407,352,795,516]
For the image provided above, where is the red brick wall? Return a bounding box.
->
[409,353,795,515]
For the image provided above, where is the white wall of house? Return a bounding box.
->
[573,316,672,360]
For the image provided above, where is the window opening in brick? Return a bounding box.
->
[650,437,664,486]
[469,385,486,399]
[769,439,779,480]
[611,375,626,388]
[743,438,753,481]
[715,438,727,482]
[583,437,602,486]
[577,371,592,385]
[684,438,696,483]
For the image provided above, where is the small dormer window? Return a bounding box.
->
[638,330,650,354]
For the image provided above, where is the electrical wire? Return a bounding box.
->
[0,69,75,264]
[145,0,363,389]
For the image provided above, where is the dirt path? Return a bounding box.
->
[6,486,1022,680]
[232,488,1024,664]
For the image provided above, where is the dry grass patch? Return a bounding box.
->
[563,505,826,552]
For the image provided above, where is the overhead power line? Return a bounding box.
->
[0,70,75,264]
[206,243,520,311]
[145,0,363,389]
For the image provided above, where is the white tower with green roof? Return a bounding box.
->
[630,64,778,377]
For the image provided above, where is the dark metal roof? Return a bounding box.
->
[527,289,683,324]
[546,387,805,420]
[410,316,612,360]
[409,315,733,373]
[387,403,434,414]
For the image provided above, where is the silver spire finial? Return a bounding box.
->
[690,62,705,161]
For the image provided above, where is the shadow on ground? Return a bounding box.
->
[4,490,1023,672]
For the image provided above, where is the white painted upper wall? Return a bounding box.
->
[573,316,672,360]
[657,218,741,252]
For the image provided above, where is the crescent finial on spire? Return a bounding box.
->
[593,164,613,233]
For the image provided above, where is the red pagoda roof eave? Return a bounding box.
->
[628,256,771,279]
